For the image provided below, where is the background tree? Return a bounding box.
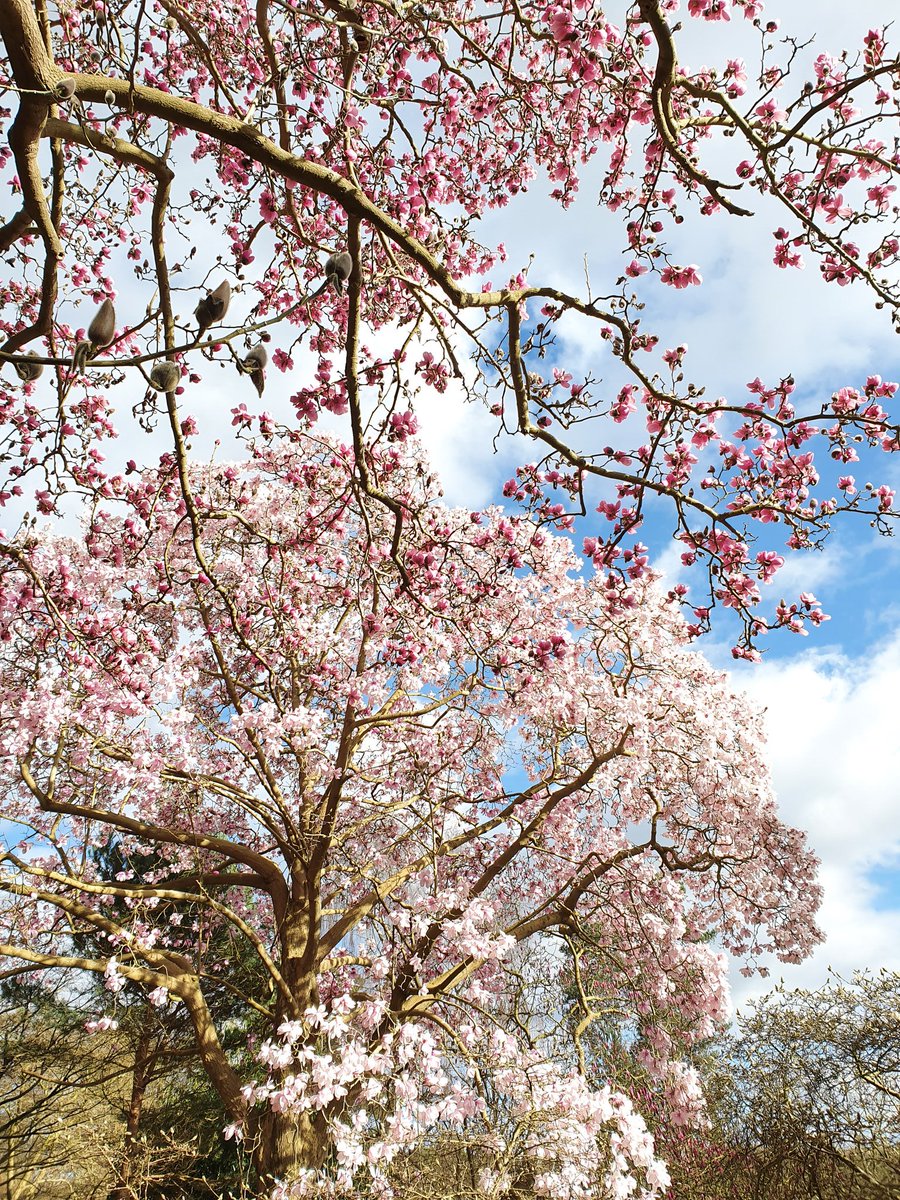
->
[0,433,820,1192]
[726,970,900,1200]
[0,972,120,1199]
[0,0,897,653]
[77,842,259,1200]
[0,955,254,1200]
[556,954,900,1200]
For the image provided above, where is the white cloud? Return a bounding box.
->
[729,630,900,1012]
[759,541,849,598]
[324,318,528,510]
[415,381,521,510]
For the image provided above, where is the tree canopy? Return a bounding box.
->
[0,0,898,652]
[0,436,820,1191]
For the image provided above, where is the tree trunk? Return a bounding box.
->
[249,901,326,1194]
[250,1108,327,1193]
[107,1023,153,1200]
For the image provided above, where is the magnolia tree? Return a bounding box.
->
[0,435,821,1192]
[0,0,894,1193]
[0,0,898,654]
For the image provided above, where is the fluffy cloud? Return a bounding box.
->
[730,632,900,1011]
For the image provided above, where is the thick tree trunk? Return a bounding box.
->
[251,1108,327,1191]
[249,895,326,1192]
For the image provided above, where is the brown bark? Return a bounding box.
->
[251,1108,327,1189]
[107,1024,153,1200]
[243,899,327,1190]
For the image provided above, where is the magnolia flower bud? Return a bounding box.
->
[55,78,76,100]
[239,344,268,395]
[104,89,116,106]
[241,344,268,371]
[149,360,181,392]
[73,299,117,372]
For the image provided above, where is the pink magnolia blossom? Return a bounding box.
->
[0,0,892,668]
[659,264,703,288]
[0,435,823,1184]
